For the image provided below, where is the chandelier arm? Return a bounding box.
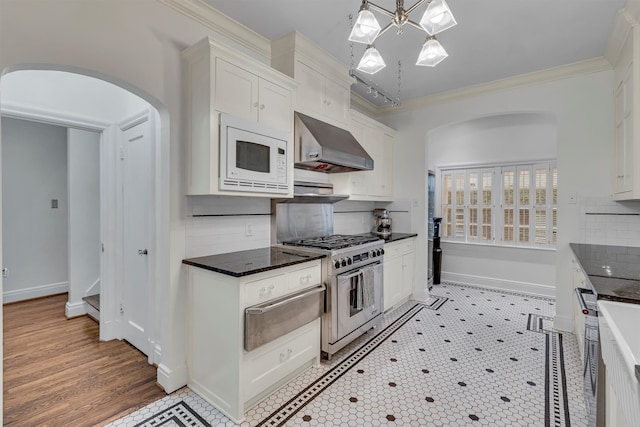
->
[367,2,396,19]
[404,0,428,15]
[376,22,395,39]
[405,19,427,31]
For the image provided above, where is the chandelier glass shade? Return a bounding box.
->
[416,36,448,67]
[357,44,387,74]
[350,0,457,74]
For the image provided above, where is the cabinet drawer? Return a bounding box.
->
[243,319,319,402]
[244,273,287,307]
[384,239,414,258]
[286,263,321,292]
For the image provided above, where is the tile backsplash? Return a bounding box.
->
[579,197,640,247]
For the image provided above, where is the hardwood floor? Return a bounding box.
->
[3,293,166,426]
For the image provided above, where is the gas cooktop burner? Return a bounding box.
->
[282,234,381,250]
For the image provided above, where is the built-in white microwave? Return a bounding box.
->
[219,113,290,194]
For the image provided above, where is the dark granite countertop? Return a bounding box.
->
[183,247,326,278]
[570,243,640,304]
[360,232,418,243]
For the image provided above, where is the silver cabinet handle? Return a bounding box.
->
[138,249,148,255]
[245,284,325,314]
[574,287,594,315]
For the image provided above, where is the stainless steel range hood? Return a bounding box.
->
[294,112,374,173]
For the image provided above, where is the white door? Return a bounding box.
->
[122,117,152,356]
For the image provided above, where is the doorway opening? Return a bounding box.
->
[1,68,166,364]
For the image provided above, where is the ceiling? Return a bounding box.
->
[202,0,626,107]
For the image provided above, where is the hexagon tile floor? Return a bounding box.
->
[106,282,588,427]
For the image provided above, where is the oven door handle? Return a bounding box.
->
[339,269,364,281]
[575,287,595,316]
[246,284,326,314]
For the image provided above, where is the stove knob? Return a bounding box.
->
[381,248,385,255]
[341,259,347,267]
[334,260,341,269]
[377,249,382,256]
[371,250,377,258]
[347,257,353,265]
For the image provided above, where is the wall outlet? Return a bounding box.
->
[51,199,58,209]
[245,223,253,236]
[2,268,8,278]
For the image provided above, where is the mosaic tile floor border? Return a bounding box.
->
[109,283,588,427]
[133,401,211,427]
[256,304,425,427]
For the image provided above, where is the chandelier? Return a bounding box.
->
[349,0,457,74]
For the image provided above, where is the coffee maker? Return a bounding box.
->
[372,209,392,236]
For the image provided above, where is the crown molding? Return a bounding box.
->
[350,92,382,117]
[376,57,612,115]
[158,0,271,60]
[605,6,639,66]
[1,100,111,131]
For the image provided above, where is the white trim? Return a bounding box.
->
[100,319,122,341]
[552,315,573,333]
[3,281,69,304]
[66,300,88,318]
[0,100,110,131]
[157,0,270,60]
[157,362,188,393]
[85,303,99,322]
[85,278,100,296]
[378,57,612,115]
[441,272,555,298]
[118,109,149,131]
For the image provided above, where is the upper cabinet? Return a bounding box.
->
[271,32,352,130]
[611,17,640,200]
[330,110,395,201]
[183,37,297,196]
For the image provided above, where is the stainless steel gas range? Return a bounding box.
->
[281,234,385,359]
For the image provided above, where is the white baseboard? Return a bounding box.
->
[85,304,99,322]
[100,319,122,341]
[441,272,555,298]
[65,300,88,318]
[3,281,69,304]
[553,315,573,332]
[157,362,188,393]
[152,343,162,366]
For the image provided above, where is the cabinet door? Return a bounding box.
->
[614,64,634,195]
[379,133,394,198]
[322,77,350,127]
[383,255,403,312]
[215,58,258,122]
[349,117,370,196]
[295,61,324,115]
[364,127,383,196]
[258,78,292,132]
[402,252,415,299]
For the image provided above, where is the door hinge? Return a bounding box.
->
[101,243,105,253]
[120,303,124,314]
[120,147,124,160]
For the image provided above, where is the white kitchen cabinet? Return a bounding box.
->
[186,260,321,423]
[612,23,640,200]
[330,110,395,201]
[383,238,415,312]
[271,31,352,130]
[183,37,296,196]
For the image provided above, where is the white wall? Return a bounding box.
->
[1,117,69,302]
[381,70,615,331]
[428,112,558,295]
[67,128,100,313]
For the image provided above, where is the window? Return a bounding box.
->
[440,161,557,248]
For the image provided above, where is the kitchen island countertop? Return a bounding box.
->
[183,247,325,277]
[570,243,640,304]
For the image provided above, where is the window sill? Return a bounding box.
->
[440,240,557,252]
